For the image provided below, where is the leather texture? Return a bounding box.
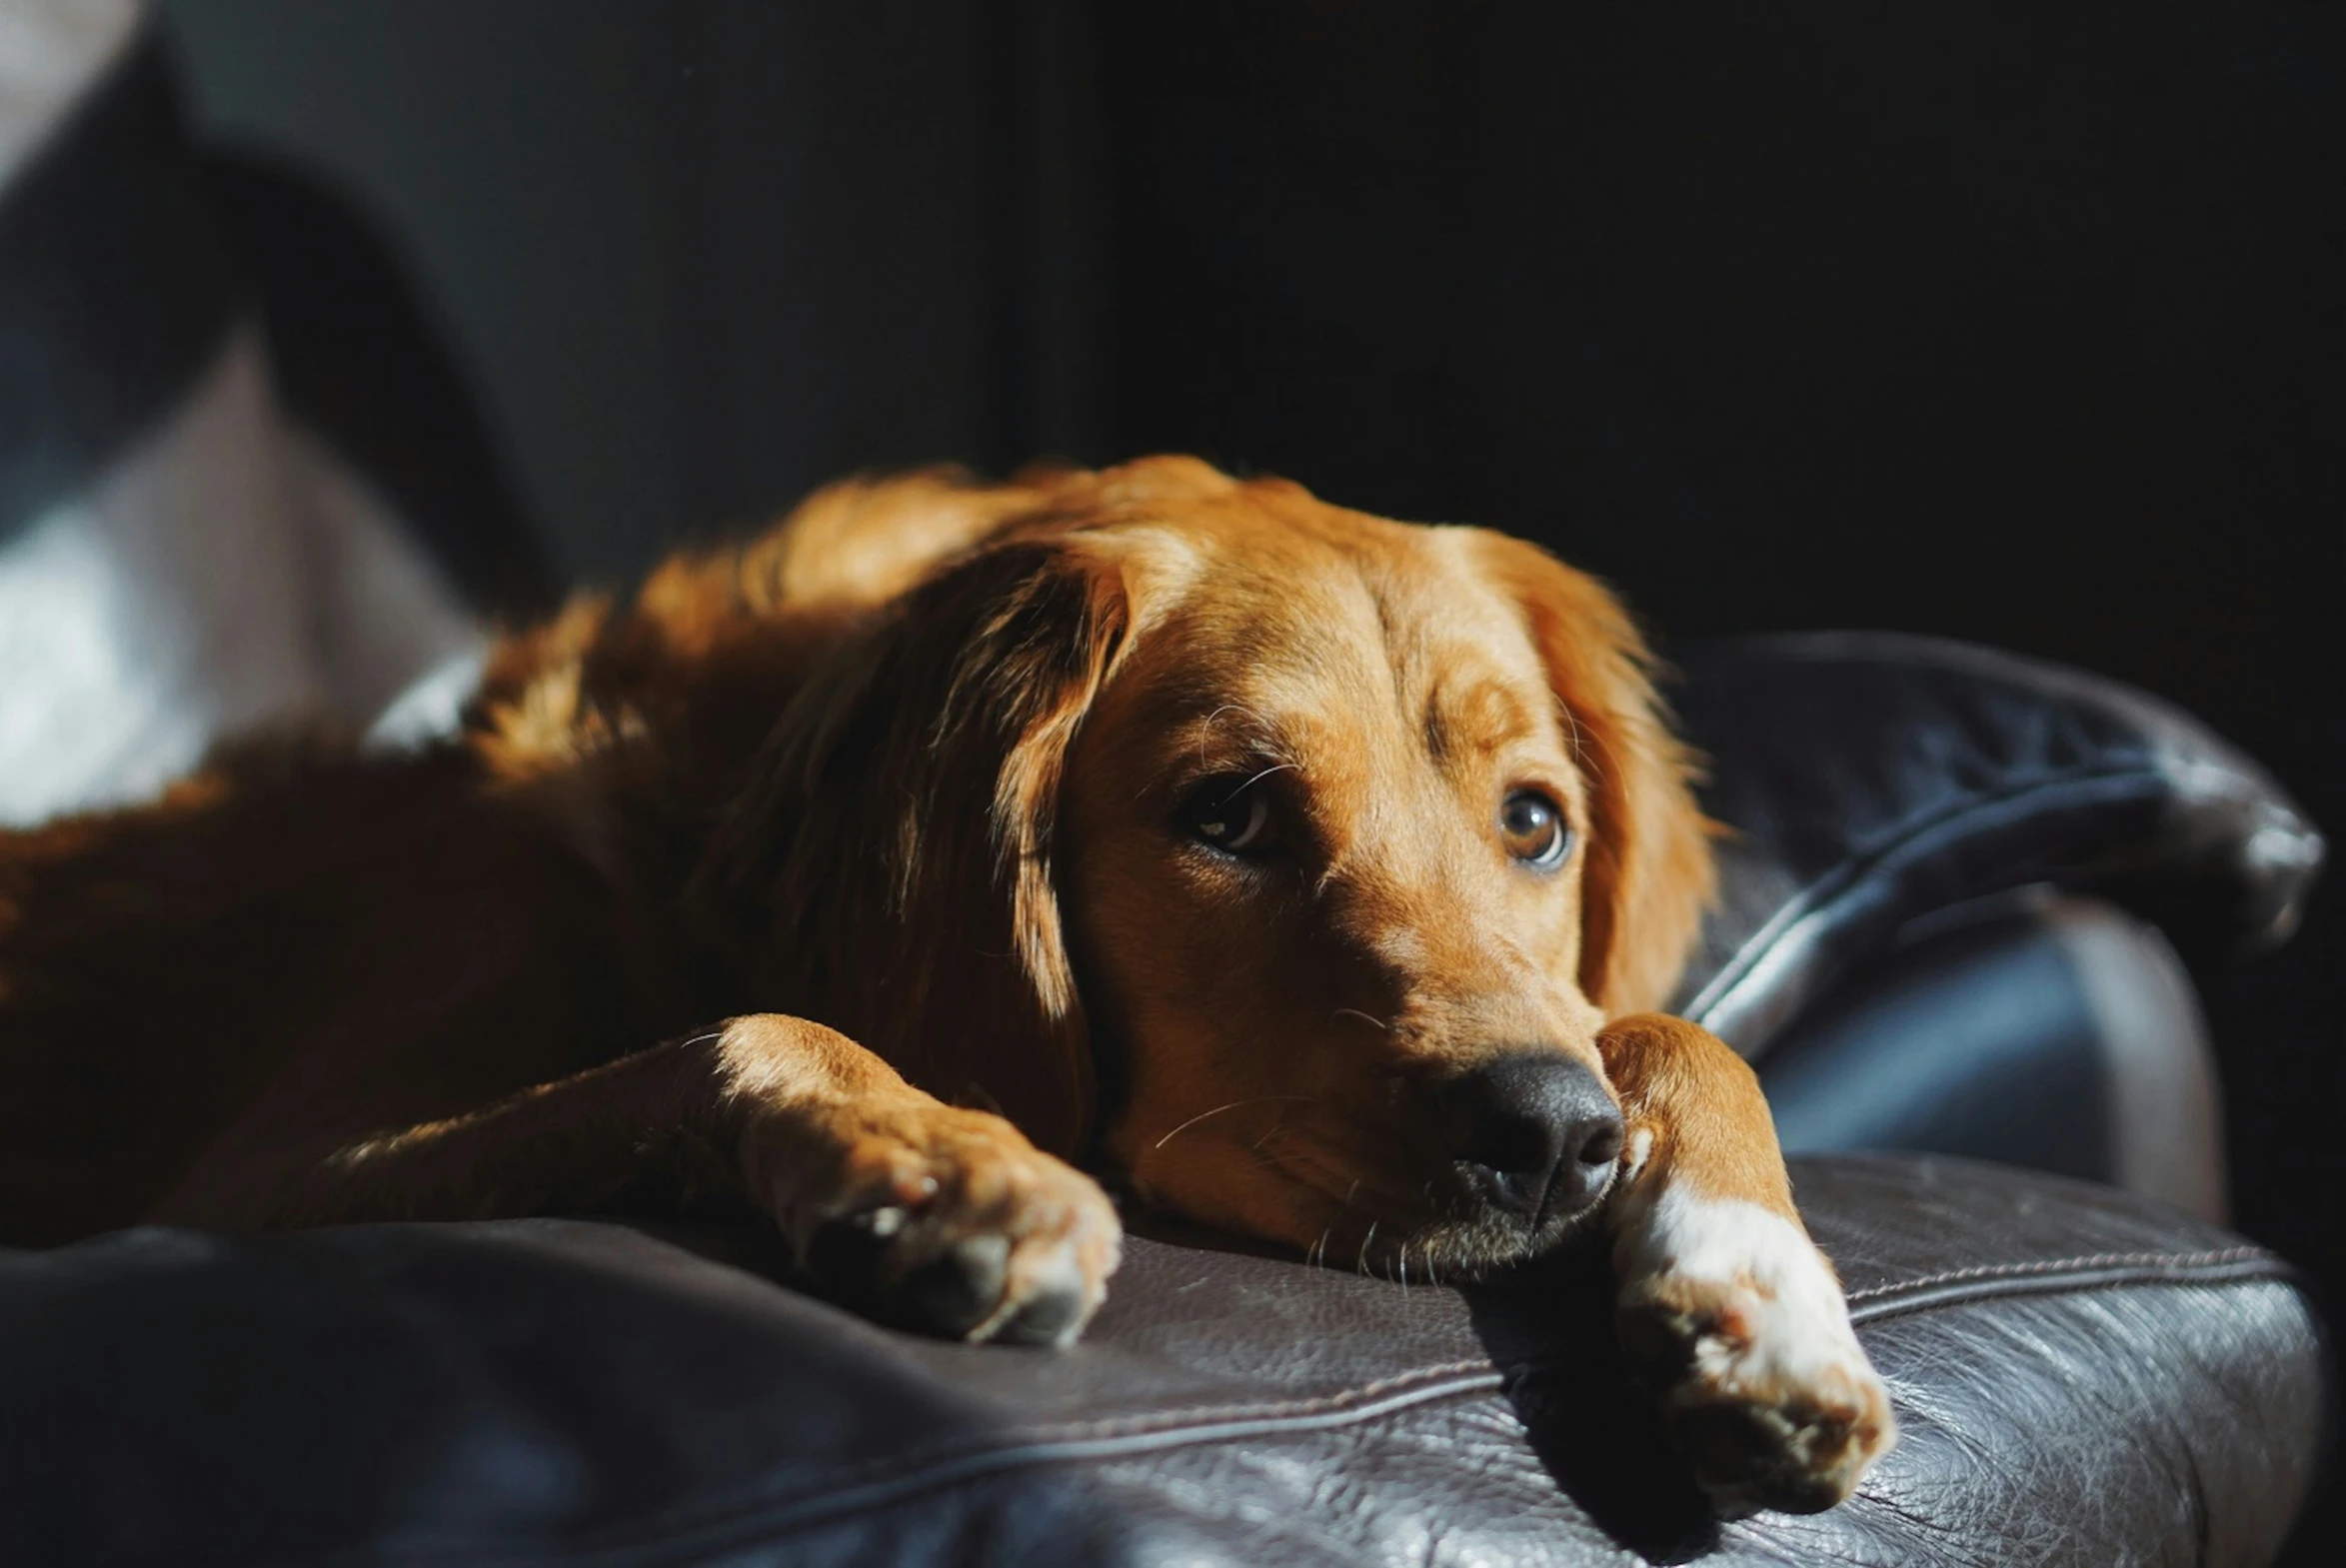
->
[0,1155,2317,1566]
[0,642,2324,1563]
[1761,894,2230,1220]
[1667,632,2327,1055]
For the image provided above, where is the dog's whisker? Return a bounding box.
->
[1234,761,1299,795]
[1197,705,1233,768]
[1199,702,1271,749]
[1330,1007,1388,1032]
[1549,693,1601,782]
[1218,1147,1301,1181]
[1356,1220,1378,1276]
[1152,1094,1315,1150]
[1197,704,1234,756]
[1248,1116,1296,1151]
[1191,703,1276,774]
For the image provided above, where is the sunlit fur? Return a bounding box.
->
[0,457,1710,1268]
[1049,468,1716,1276]
[0,458,1900,1502]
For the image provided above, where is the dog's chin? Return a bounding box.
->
[1275,1169,1619,1283]
[1142,1144,1618,1280]
[1370,1202,1609,1282]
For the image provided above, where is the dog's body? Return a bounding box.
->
[0,458,1890,1513]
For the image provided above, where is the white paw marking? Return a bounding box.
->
[1614,1184,1896,1512]
[1620,1189,1866,1391]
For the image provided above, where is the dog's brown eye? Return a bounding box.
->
[1500,788,1571,869]
[1182,782,1279,855]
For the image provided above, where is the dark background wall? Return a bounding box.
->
[164,0,1106,583]
[160,1,2340,1538]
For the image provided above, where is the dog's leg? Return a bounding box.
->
[151,1014,1122,1346]
[1596,1013,1895,1515]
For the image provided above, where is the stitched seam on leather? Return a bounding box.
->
[390,1363,1513,1567]
[528,1252,2304,1568]
[818,1354,1499,1463]
[620,1358,1500,1541]
[1844,1246,2273,1309]
[332,1253,2299,1565]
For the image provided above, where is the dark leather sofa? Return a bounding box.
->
[0,630,2327,1567]
[1,22,2329,1563]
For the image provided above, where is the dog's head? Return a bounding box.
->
[722,457,1712,1274]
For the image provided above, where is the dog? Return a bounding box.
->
[0,456,1892,1514]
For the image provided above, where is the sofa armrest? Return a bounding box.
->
[1666,632,2325,1056]
[1760,893,2230,1219]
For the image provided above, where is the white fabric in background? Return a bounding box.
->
[0,0,485,824]
[0,327,319,821]
[0,324,484,825]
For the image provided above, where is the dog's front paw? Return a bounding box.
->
[1616,1194,1894,1516]
[743,1095,1122,1346]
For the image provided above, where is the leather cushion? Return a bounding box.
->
[1666,632,2326,1054]
[1759,896,2230,1220]
[0,1154,2318,1566]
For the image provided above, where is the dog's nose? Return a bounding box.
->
[1440,1054,1624,1221]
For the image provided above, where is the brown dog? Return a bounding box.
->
[0,457,1891,1513]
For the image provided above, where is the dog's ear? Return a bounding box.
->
[697,533,1128,1157]
[1465,533,1715,1013]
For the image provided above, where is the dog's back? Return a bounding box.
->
[0,468,1035,1243]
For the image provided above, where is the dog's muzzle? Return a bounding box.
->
[1435,1053,1624,1226]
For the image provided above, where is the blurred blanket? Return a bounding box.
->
[0,0,478,826]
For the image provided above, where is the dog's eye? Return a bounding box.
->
[1499,788,1571,869]
[1181,781,1280,855]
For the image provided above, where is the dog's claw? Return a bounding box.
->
[901,1233,1012,1336]
[757,1099,1122,1345]
[987,1239,1096,1345]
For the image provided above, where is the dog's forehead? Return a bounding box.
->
[1111,508,1557,754]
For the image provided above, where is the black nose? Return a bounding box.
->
[1440,1054,1624,1222]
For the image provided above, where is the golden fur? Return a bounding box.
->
[0,457,1890,1506]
